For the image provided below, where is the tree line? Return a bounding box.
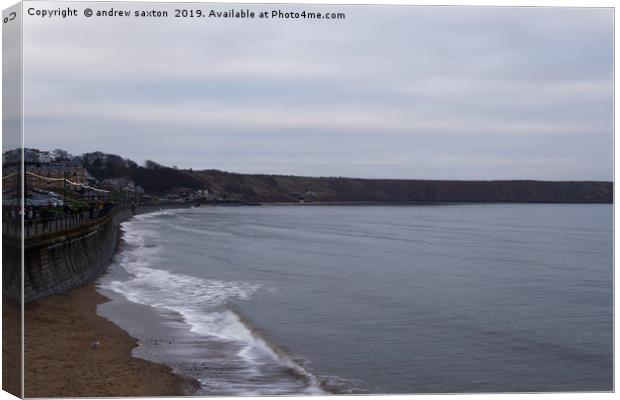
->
[57,149,203,194]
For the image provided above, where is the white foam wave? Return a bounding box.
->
[133,207,190,222]
[134,209,171,219]
[101,220,324,395]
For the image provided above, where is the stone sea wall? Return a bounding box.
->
[3,203,192,303]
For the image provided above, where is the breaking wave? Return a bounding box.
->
[100,217,325,395]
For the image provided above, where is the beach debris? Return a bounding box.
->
[90,340,101,349]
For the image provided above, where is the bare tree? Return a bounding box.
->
[52,148,72,161]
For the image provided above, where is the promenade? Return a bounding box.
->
[2,201,194,239]
[2,203,124,239]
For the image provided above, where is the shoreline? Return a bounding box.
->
[20,203,201,397]
[257,200,613,206]
[24,283,199,397]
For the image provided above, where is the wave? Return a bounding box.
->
[100,218,325,395]
[133,208,181,220]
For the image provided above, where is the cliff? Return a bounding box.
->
[71,151,613,203]
[190,170,612,204]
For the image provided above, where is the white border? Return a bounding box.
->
[0,1,615,400]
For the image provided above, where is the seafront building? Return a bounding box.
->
[2,148,212,208]
[25,163,90,192]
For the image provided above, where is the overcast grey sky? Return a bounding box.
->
[22,2,613,180]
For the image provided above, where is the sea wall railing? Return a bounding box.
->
[2,200,194,239]
[2,206,119,238]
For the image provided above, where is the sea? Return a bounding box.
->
[96,204,613,395]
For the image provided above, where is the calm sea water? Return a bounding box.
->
[97,204,613,394]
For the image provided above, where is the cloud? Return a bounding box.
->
[20,3,613,180]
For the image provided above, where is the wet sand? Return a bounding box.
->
[23,283,198,397]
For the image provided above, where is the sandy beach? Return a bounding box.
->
[23,283,198,398]
[3,300,22,398]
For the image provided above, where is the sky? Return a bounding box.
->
[19,2,613,180]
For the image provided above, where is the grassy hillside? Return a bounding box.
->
[75,151,612,203]
[190,170,613,204]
